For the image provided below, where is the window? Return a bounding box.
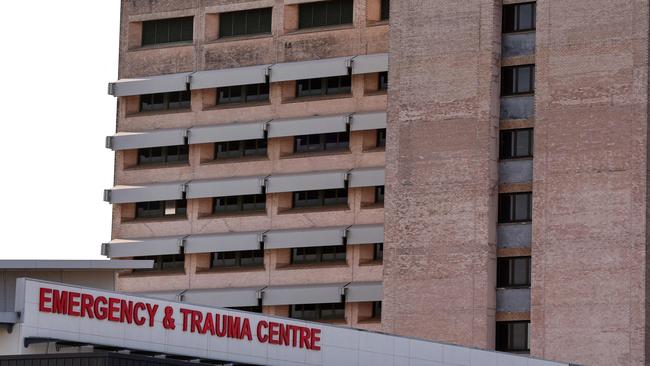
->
[215,139,268,160]
[496,321,530,353]
[373,243,383,261]
[376,128,387,147]
[228,306,263,313]
[213,194,266,215]
[289,303,345,321]
[498,192,532,223]
[497,257,531,288]
[371,301,382,319]
[293,189,348,208]
[295,132,349,153]
[135,200,187,219]
[135,254,185,272]
[375,186,385,204]
[503,3,536,33]
[298,0,353,29]
[140,91,191,112]
[296,76,351,97]
[217,83,269,105]
[378,71,388,90]
[500,129,533,159]
[501,65,535,96]
[211,250,264,268]
[142,17,193,46]
[137,145,189,165]
[291,245,346,264]
[219,8,272,38]
[380,0,390,20]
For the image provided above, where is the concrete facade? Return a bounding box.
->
[105,0,650,365]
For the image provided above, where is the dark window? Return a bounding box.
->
[295,132,349,153]
[380,0,390,20]
[376,128,387,147]
[135,254,185,272]
[293,189,348,208]
[298,0,353,29]
[496,321,530,353]
[142,17,193,46]
[497,257,531,288]
[498,192,532,223]
[289,303,345,321]
[135,200,187,219]
[373,243,383,261]
[372,301,382,319]
[501,65,535,96]
[375,186,385,204]
[500,129,533,159]
[291,245,346,264]
[296,76,351,97]
[228,305,263,313]
[215,139,268,160]
[378,71,388,90]
[138,145,189,165]
[217,83,269,104]
[213,194,266,214]
[503,3,536,33]
[140,91,191,112]
[219,8,272,38]
[211,250,264,268]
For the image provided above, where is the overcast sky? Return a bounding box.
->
[0,1,118,259]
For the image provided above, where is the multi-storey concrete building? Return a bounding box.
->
[102,1,649,365]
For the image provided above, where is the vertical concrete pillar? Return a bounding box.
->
[531,1,649,365]
[382,0,501,349]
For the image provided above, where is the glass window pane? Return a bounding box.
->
[233,11,246,36]
[515,129,531,157]
[260,8,272,32]
[512,257,530,286]
[340,0,353,24]
[181,17,194,41]
[502,4,517,33]
[380,0,390,20]
[168,19,182,42]
[220,13,233,37]
[517,4,534,31]
[326,1,341,25]
[313,2,327,27]
[155,20,169,44]
[246,10,261,35]
[498,194,512,223]
[517,66,532,93]
[499,130,513,159]
[142,22,156,45]
[514,193,531,221]
[510,323,528,350]
[501,67,515,96]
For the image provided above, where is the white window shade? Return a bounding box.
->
[264,227,346,249]
[106,129,187,151]
[185,176,265,199]
[348,167,385,188]
[267,115,348,138]
[351,53,389,74]
[265,170,347,193]
[108,72,191,97]
[269,56,352,82]
[190,65,270,90]
[104,182,186,204]
[188,121,266,144]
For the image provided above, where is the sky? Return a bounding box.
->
[0,1,119,259]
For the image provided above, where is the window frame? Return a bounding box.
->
[497,256,531,288]
[296,75,352,98]
[139,91,191,112]
[376,128,387,148]
[134,254,185,273]
[218,7,273,38]
[501,64,535,97]
[213,194,267,215]
[290,245,347,265]
[289,302,346,321]
[499,128,534,160]
[498,192,532,223]
[496,321,530,353]
[292,188,349,209]
[141,17,194,46]
[214,139,268,160]
[294,132,350,153]
[298,0,354,30]
[373,243,384,261]
[216,83,270,105]
[210,250,265,269]
[375,186,385,204]
[502,2,536,34]
[378,71,389,91]
[137,145,189,166]
[371,301,382,319]
[135,200,187,220]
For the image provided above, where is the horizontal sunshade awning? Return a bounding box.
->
[190,65,270,90]
[184,232,263,253]
[108,72,191,97]
[269,56,352,82]
[267,115,349,138]
[348,167,385,188]
[265,170,347,193]
[106,128,187,151]
[346,224,384,245]
[138,291,184,302]
[188,121,266,144]
[350,111,387,131]
[262,283,345,306]
[182,287,262,308]
[351,53,389,74]
[264,227,346,250]
[345,282,383,302]
[185,176,265,199]
[104,182,186,204]
[101,236,185,258]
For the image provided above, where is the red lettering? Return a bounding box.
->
[180,308,192,331]
[191,310,203,334]
[202,312,215,335]
[67,292,81,317]
[108,297,120,322]
[228,316,241,339]
[146,303,158,327]
[299,327,310,349]
[257,320,269,343]
[94,296,108,320]
[80,294,94,318]
[241,318,252,341]
[51,290,69,314]
[269,322,279,345]
[289,325,299,347]
[215,314,227,337]
[133,302,146,325]
[278,323,289,346]
[39,288,52,313]
[310,328,321,350]
[120,300,134,324]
